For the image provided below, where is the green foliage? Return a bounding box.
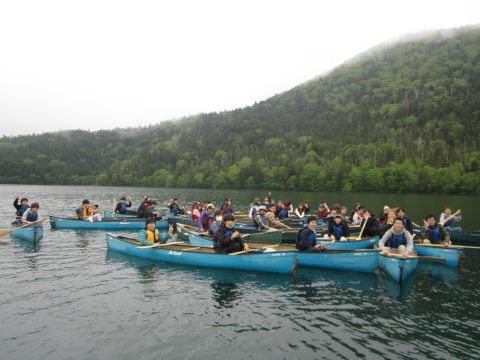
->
[0,28,479,194]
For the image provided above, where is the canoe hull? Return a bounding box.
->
[316,236,379,250]
[189,233,378,272]
[105,234,297,274]
[50,216,168,230]
[378,254,418,283]
[10,226,44,242]
[415,245,463,267]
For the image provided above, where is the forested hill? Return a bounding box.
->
[1,26,480,194]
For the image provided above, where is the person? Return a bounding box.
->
[21,202,42,225]
[397,208,413,234]
[378,217,415,255]
[351,202,362,218]
[137,197,150,218]
[284,200,294,217]
[327,214,350,241]
[359,209,378,237]
[169,198,185,216]
[252,205,269,230]
[378,205,390,225]
[317,201,330,219]
[143,201,162,222]
[209,210,223,235]
[198,204,215,232]
[303,200,311,214]
[13,195,29,224]
[115,196,132,214]
[248,198,261,218]
[294,203,306,219]
[296,216,323,252]
[138,218,159,246]
[76,199,102,222]
[191,202,201,221]
[439,206,462,232]
[340,206,352,224]
[265,204,287,229]
[276,202,288,219]
[220,199,234,215]
[422,214,451,245]
[352,206,365,226]
[212,213,249,254]
[379,209,396,236]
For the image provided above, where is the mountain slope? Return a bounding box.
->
[1,26,479,194]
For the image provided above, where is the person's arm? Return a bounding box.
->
[126,200,132,208]
[21,211,29,224]
[405,231,414,253]
[378,230,391,249]
[13,198,20,211]
[138,230,150,246]
[343,223,350,237]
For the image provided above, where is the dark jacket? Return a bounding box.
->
[296,228,317,251]
[327,221,350,240]
[212,223,244,249]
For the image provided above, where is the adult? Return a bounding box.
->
[296,216,323,252]
[439,206,462,232]
[397,208,413,234]
[138,219,159,246]
[212,213,249,254]
[252,205,269,230]
[422,214,451,245]
[327,214,350,241]
[13,195,29,224]
[76,199,102,222]
[21,202,42,225]
[378,217,415,255]
[115,196,132,214]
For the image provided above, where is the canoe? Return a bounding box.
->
[103,210,137,218]
[188,232,378,272]
[49,216,168,230]
[168,216,259,234]
[10,225,44,243]
[415,244,464,268]
[316,236,379,250]
[412,228,480,246]
[177,223,283,244]
[105,233,298,274]
[378,253,418,284]
[281,225,361,243]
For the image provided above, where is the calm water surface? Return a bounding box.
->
[0,185,479,360]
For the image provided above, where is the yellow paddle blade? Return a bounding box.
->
[0,229,12,238]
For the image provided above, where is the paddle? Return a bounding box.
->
[382,252,446,263]
[112,198,117,214]
[0,218,45,238]
[411,221,422,229]
[416,243,479,250]
[229,248,262,255]
[356,216,368,240]
[136,241,185,249]
[438,209,461,226]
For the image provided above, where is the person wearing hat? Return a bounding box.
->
[327,214,350,241]
[296,216,323,252]
[198,203,215,232]
[212,213,249,254]
[252,205,269,230]
[378,205,390,225]
[139,218,160,246]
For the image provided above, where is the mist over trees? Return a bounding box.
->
[1,27,479,194]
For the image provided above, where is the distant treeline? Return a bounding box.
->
[1,27,480,194]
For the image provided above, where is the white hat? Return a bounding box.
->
[258,205,266,211]
[384,205,390,211]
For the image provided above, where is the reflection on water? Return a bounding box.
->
[211,281,241,308]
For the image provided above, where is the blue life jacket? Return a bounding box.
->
[296,228,316,250]
[118,203,127,213]
[17,205,29,217]
[170,204,180,216]
[386,232,406,249]
[278,209,288,219]
[224,229,233,240]
[428,226,443,243]
[26,211,38,222]
[333,224,344,239]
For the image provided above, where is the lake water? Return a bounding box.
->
[0,184,479,359]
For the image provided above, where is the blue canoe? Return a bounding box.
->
[103,210,137,218]
[188,232,378,272]
[105,233,298,274]
[315,236,379,250]
[10,225,44,242]
[50,216,168,230]
[415,244,464,268]
[378,253,418,284]
[168,216,259,234]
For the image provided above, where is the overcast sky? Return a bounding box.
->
[0,0,478,136]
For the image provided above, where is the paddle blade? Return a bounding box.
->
[0,229,12,238]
